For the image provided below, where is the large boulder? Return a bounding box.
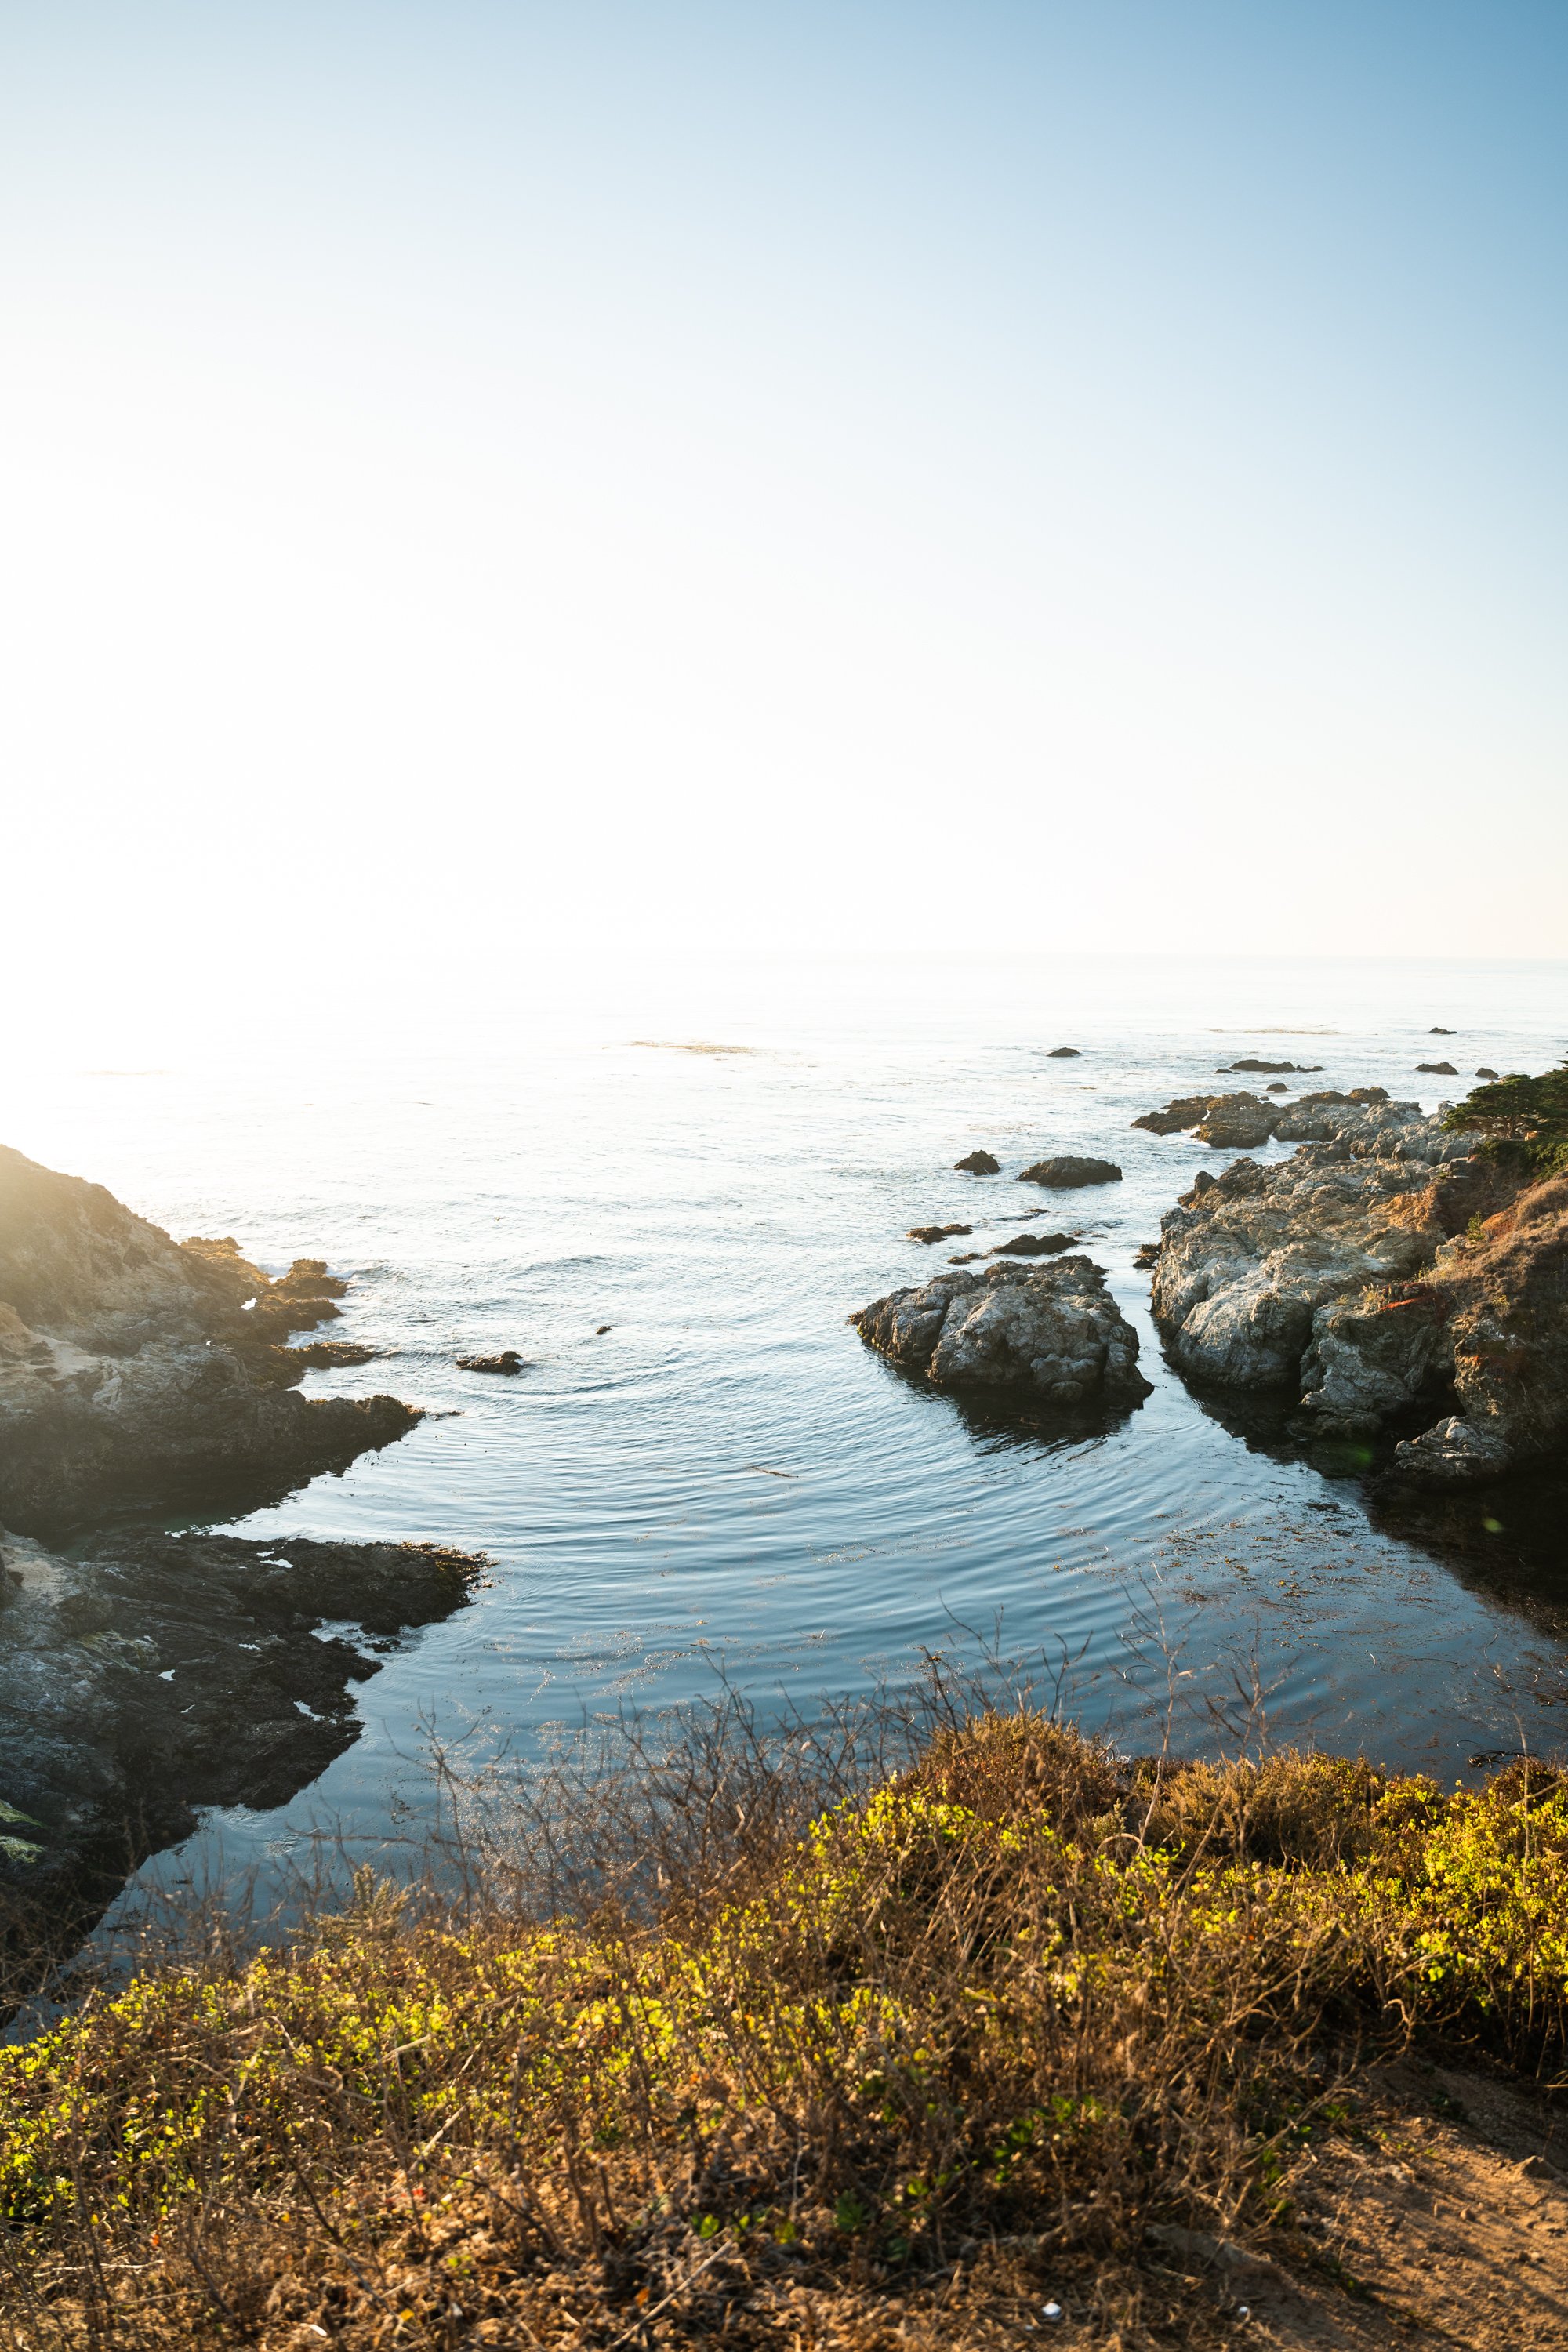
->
[0,1145,419,1530]
[852,1258,1150,1407]
[1017,1155,1123,1189]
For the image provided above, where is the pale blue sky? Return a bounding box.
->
[3,2,1564,1036]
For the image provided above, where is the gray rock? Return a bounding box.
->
[953,1149,1001,1175]
[1016,1155,1123,1188]
[852,1258,1150,1406]
[1150,1114,1454,1393]
[1393,1415,1512,1483]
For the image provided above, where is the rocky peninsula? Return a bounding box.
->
[0,1144,482,1929]
[0,1142,419,1530]
[1145,1078,1568,1483]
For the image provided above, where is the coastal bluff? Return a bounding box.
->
[0,1143,419,1530]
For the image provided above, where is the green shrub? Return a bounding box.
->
[1443,1062,1568,1181]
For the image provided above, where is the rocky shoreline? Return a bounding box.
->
[1143,1088,1568,1484]
[0,1143,482,1943]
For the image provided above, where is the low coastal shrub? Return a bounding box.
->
[5,1716,1568,2345]
[1445,1061,1568,1181]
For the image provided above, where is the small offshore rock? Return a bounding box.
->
[1430,1026,1457,1034]
[289,1339,383,1369]
[1266,1082,1289,1093]
[595,1325,612,1335]
[1475,1066,1499,1080]
[909,1223,973,1244]
[852,1258,1150,1406]
[1047,1046,1081,1058]
[456,1349,525,1374]
[990,1231,1073,1257]
[1217,1058,1322,1074]
[1017,1155,1122,1188]
[953,1149,1001,1175]
[1416,1061,1458,1076]
[1134,1240,1161,1268]
[947,1250,983,1263]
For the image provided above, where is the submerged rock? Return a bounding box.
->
[851,1258,1149,1406]
[953,1150,1001,1175]
[289,1339,383,1369]
[0,1145,419,1532]
[1017,1155,1122,1188]
[0,1526,482,1895]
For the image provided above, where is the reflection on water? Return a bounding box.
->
[5,951,1568,1918]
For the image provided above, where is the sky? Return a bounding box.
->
[3,1,1565,1050]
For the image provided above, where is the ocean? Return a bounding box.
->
[9,952,1568,1914]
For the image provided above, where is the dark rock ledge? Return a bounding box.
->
[0,1526,483,1902]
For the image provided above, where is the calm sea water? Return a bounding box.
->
[9,953,1568,1907]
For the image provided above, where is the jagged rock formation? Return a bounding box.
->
[1132,1087,1403,1149]
[1147,1099,1568,1483]
[0,1525,481,1891]
[0,1145,419,1530]
[953,1150,1000,1175]
[852,1258,1150,1407]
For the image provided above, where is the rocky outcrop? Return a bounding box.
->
[1047,1047,1081,1058]
[953,1150,1000,1175]
[1017,1156,1122,1188]
[0,1526,481,1893]
[0,1145,419,1531]
[990,1231,1073,1257]
[1193,1094,1278,1149]
[1133,1094,1225,1136]
[908,1224,971,1244]
[456,1350,525,1374]
[1148,1100,1568,1483]
[1416,1061,1459,1076]
[1132,1087,1404,1151]
[852,1258,1150,1407]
